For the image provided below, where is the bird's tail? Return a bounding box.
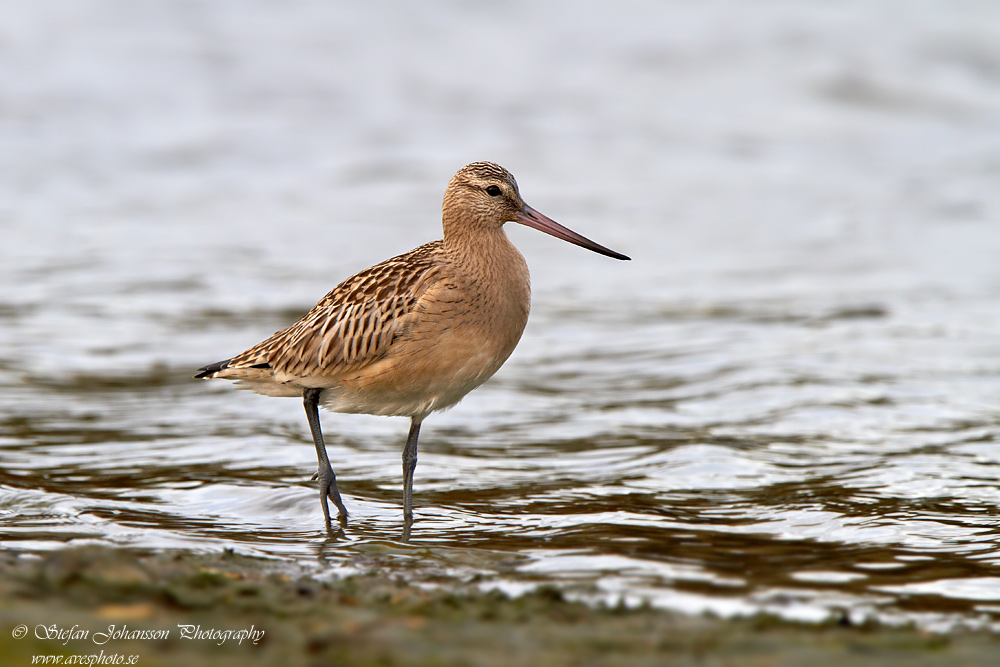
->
[194,359,232,379]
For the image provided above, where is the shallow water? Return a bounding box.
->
[3,1,1000,632]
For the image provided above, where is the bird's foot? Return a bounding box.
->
[315,465,349,529]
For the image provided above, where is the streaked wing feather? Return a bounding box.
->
[228,242,444,379]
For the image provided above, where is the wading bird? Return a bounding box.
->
[196,162,629,530]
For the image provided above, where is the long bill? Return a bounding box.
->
[516,204,631,261]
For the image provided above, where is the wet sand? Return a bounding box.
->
[2,546,996,666]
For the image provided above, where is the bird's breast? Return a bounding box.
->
[326,254,531,417]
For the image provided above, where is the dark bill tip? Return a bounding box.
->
[516,205,631,261]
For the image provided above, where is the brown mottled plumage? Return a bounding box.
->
[196,161,629,531]
[219,243,447,398]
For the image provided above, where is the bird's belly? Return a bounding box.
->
[321,320,521,418]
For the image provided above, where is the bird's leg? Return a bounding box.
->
[303,388,348,528]
[402,417,423,522]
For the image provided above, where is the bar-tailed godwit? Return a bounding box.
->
[196,162,629,530]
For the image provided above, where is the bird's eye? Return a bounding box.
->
[486,185,502,196]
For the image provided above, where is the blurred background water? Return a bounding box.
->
[2,0,1000,632]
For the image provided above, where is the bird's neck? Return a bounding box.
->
[445,222,517,268]
[442,214,530,303]
[441,216,531,357]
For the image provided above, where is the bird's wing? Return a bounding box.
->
[226,241,445,380]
